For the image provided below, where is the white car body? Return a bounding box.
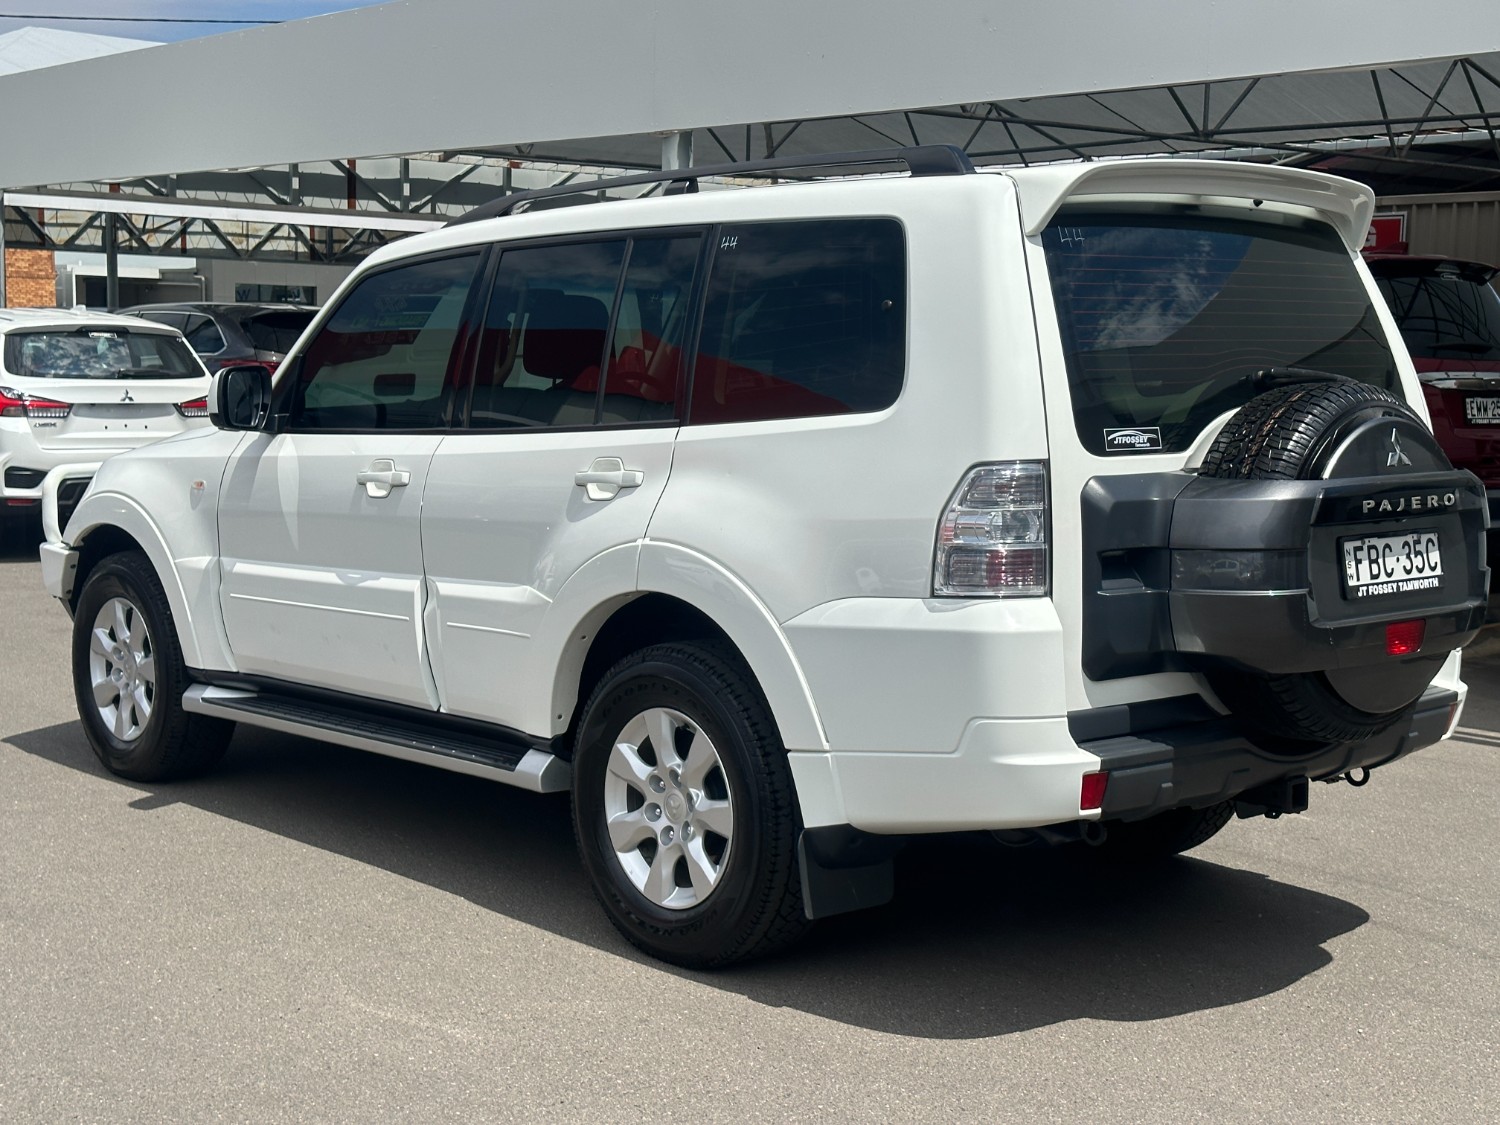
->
[40,155,1482,952]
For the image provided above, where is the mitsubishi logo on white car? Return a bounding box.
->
[1386,428,1412,468]
[120,389,135,403]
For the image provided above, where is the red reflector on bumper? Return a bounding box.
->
[1080,771,1108,811]
[1386,619,1426,656]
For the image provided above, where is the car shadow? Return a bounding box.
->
[0,515,43,562]
[6,720,1370,1040]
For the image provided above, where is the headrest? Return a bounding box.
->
[523,291,609,381]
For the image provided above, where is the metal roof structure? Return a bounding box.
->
[3,0,1500,285]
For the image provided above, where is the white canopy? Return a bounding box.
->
[1,0,1499,188]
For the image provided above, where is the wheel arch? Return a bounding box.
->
[66,493,219,671]
[548,543,828,754]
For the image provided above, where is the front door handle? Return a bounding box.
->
[574,457,644,501]
[356,458,411,499]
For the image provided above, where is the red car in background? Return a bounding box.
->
[1365,251,1500,537]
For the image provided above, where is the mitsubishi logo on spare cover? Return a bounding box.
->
[119,389,134,403]
[1386,427,1411,468]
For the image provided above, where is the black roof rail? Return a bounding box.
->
[447,144,975,227]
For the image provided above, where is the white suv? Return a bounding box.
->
[39,148,1489,967]
[2,308,212,533]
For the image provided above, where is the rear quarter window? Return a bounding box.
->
[689,218,906,425]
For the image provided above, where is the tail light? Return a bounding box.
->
[0,386,71,418]
[934,462,1049,596]
[1386,619,1425,655]
[175,398,210,418]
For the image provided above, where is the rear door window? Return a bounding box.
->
[466,233,701,429]
[689,218,906,425]
[1043,210,1399,454]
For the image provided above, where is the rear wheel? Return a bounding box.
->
[72,550,234,781]
[571,642,808,968]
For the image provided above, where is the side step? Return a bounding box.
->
[182,684,570,794]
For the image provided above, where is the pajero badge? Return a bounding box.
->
[1103,426,1162,452]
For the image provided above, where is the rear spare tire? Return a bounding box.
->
[1198,380,1452,744]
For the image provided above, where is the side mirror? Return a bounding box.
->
[210,364,274,430]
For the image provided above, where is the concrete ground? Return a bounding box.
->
[0,517,1496,1122]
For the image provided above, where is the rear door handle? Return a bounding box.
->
[356,458,411,499]
[574,457,644,501]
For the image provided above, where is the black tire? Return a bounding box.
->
[1096,802,1234,860]
[72,550,234,781]
[571,641,809,968]
[1200,381,1427,743]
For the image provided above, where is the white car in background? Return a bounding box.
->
[0,308,213,530]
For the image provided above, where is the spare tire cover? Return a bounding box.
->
[1198,379,1452,745]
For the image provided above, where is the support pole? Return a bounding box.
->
[104,213,119,309]
[661,131,693,170]
[0,194,8,308]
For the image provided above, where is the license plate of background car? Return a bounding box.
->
[1341,530,1443,598]
[1463,396,1500,424]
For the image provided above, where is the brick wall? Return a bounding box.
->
[4,249,57,308]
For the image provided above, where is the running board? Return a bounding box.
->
[182,684,570,793]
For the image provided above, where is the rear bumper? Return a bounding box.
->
[1089,684,1460,822]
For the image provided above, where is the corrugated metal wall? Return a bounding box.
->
[1377,192,1500,265]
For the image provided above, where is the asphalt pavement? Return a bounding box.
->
[1,517,1496,1122]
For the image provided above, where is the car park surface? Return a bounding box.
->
[0,531,1496,1121]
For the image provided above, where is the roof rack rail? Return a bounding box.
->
[448,144,975,227]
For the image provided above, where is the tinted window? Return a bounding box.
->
[468,240,627,429]
[242,310,318,354]
[599,236,701,424]
[291,252,481,431]
[4,328,202,379]
[184,316,226,354]
[129,311,187,332]
[689,219,905,425]
[1043,211,1399,455]
[1374,271,1500,363]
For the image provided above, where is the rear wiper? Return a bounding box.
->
[1250,366,1352,390]
[95,367,171,379]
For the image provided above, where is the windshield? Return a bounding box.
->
[1372,270,1500,363]
[1043,209,1399,455]
[242,310,316,354]
[4,328,203,380]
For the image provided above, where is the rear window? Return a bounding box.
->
[1372,269,1500,363]
[1043,209,1399,455]
[241,310,317,354]
[3,328,202,380]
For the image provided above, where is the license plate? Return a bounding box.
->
[1464,396,1500,424]
[1341,531,1443,598]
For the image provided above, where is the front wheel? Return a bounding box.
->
[71,550,234,781]
[571,642,808,968]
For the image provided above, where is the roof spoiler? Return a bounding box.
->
[1008,160,1376,252]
